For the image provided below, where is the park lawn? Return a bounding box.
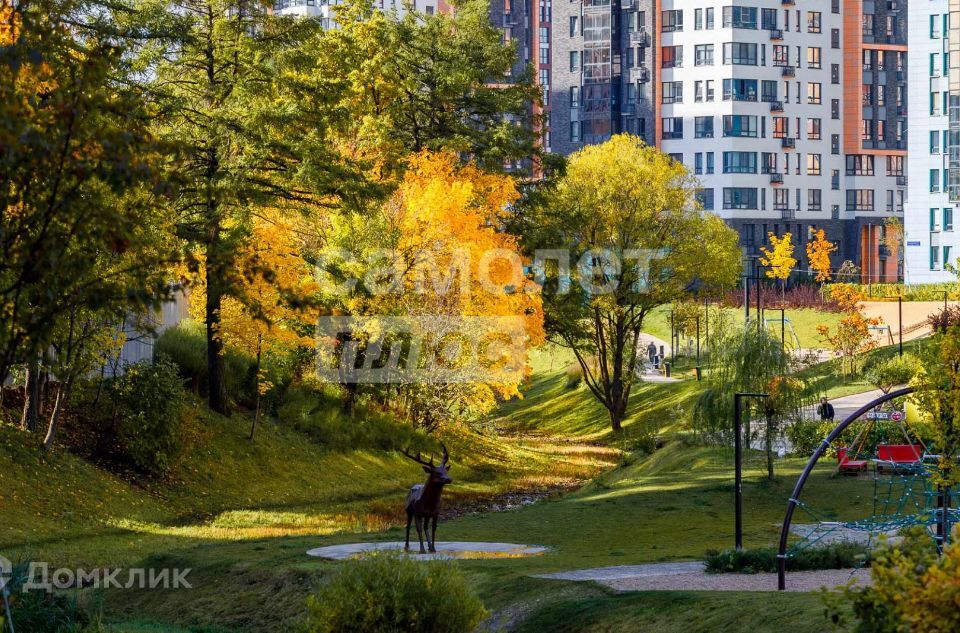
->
[78,441,871,631]
[642,305,843,350]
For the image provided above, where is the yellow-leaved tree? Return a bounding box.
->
[320,151,545,429]
[805,228,837,284]
[760,232,797,295]
[189,211,320,438]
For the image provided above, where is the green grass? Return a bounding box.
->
[1,326,878,632]
[642,306,844,350]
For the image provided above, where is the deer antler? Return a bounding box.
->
[440,442,449,466]
[402,447,434,467]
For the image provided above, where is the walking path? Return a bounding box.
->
[306,541,547,560]
[534,561,870,593]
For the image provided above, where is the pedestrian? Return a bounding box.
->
[647,341,657,364]
[817,397,835,421]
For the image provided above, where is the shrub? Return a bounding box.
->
[304,554,487,633]
[704,542,869,574]
[2,560,90,632]
[109,356,185,475]
[564,364,583,389]
[155,320,254,403]
[865,353,919,393]
[786,418,836,457]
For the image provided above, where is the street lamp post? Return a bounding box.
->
[676,316,702,380]
[734,392,769,550]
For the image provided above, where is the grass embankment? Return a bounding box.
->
[2,344,868,631]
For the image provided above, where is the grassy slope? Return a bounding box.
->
[1,339,869,632]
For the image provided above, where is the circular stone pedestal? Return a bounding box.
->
[306,541,547,561]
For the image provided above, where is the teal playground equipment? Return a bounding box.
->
[777,388,959,590]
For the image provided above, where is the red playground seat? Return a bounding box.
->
[837,448,868,474]
[875,444,923,472]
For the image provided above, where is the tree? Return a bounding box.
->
[311,0,540,177]
[135,0,370,414]
[818,313,880,378]
[187,211,320,439]
[805,228,837,284]
[759,232,797,294]
[528,135,742,431]
[694,325,807,479]
[0,0,172,390]
[317,151,545,428]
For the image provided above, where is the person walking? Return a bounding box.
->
[817,397,835,421]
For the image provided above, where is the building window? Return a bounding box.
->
[723,151,758,174]
[807,154,822,176]
[845,189,874,211]
[722,6,757,29]
[695,116,714,138]
[723,79,758,101]
[662,81,683,104]
[808,11,822,33]
[807,47,821,70]
[723,42,758,65]
[695,44,714,66]
[807,82,822,105]
[808,189,822,211]
[846,155,875,176]
[570,121,580,143]
[662,117,683,139]
[807,118,821,140]
[931,169,942,193]
[723,115,759,137]
[570,50,580,72]
[723,187,758,210]
[662,9,683,32]
[945,208,955,231]
[697,188,714,210]
[662,45,683,68]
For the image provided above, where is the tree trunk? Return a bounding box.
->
[205,236,230,416]
[249,334,262,441]
[21,355,40,432]
[765,415,775,480]
[42,381,70,450]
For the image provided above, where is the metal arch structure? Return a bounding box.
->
[776,386,915,591]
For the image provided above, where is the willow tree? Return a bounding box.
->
[693,325,809,479]
[528,135,742,431]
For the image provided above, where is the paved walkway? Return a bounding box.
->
[306,541,547,560]
[534,561,870,592]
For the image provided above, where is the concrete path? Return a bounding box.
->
[533,562,705,582]
[533,561,870,592]
[306,541,547,560]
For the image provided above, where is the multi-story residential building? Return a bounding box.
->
[525,1,907,280]
[273,0,442,28]
[905,1,959,282]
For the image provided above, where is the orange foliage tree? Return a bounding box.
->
[320,151,544,428]
[806,228,837,283]
[189,212,320,438]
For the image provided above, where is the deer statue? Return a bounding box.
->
[402,443,453,554]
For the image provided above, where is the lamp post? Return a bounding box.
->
[734,392,769,550]
[676,316,702,379]
[766,307,787,354]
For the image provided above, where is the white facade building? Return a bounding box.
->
[656,1,906,280]
[905,1,959,282]
[273,0,439,29]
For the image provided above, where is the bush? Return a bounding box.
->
[277,385,423,453]
[564,364,582,389]
[2,561,90,632]
[704,542,869,574]
[109,356,185,475]
[155,320,254,403]
[865,353,919,393]
[304,554,487,633]
[786,419,837,457]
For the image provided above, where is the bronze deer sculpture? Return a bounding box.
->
[402,444,452,554]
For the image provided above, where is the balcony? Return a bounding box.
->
[781,0,795,5]
[629,30,650,46]
[629,66,650,83]
[768,28,783,40]
[769,101,783,112]
[781,138,796,149]
[620,103,636,115]
[896,105,907,116]
[879,244,892,259]
[779,208,796,220]
[770,173,784,184]
[781,66,795,77]
[622,0,637,10]
[897,176,907,187]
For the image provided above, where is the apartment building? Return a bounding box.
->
[273,0,442,28]
[522,1,906,280]
[905,1,960,282]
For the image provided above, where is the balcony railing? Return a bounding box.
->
[781,66,795,77]
[897,176,907,186]
[629,67,650,83]
[768,28,783,40]
[629,30,650,46]
[770,173,784,184]
[780,208,796,219]
[781,138,796,149]
[769,101,783,112]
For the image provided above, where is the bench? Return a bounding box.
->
[837,448,868,474]
[876,444,923,472]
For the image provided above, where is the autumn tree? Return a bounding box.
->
[0,0,172,394]
[760,232,797,296]
[188,211,320,439]
[527,135,742,431]
[134,0,370,414]
[318,151,544,428]
[805,228,837,284]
